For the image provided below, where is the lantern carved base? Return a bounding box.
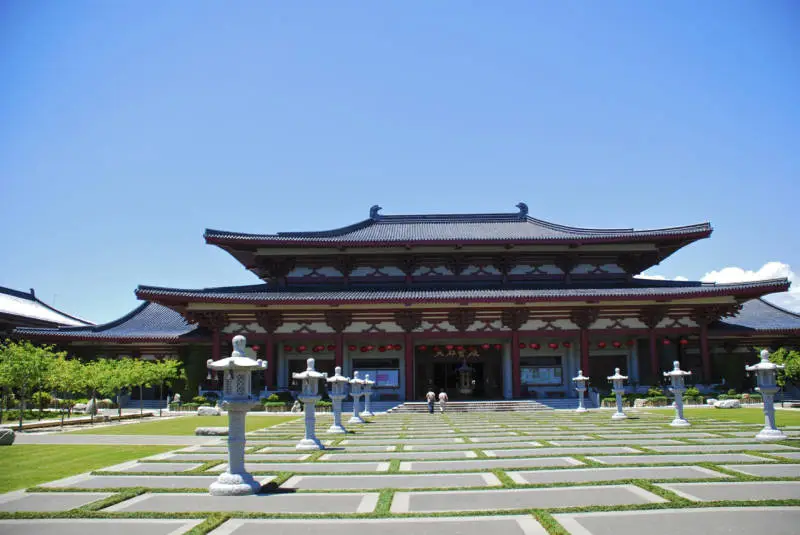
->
[756,428,788,441]
[209,471,262,496]
[296,437,324,450]
[670,418,691,427]
[575,406,588,413]
[611,412,628,420]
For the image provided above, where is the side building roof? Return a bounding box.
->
[712,298,800,335]
[205,203,712,247]
[0,286,93,328]
[14,301,204,343]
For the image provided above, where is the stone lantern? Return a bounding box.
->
[746,349,787,441]
[664,361,691,427]
[457,360,475,395]
[206,335,266,496]
[348,371,366,424]
[362,374,375,417]
[572,370,590,413]
[326,366,350,434]
[292,358,326,450]
[607,368,628,420]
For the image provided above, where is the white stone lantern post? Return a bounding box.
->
[746,349,787,441]
[292,358,326,450]
[348,371,366,424]
[607,368,629,420]
[362,374,375,417]
[573,370,590,413]
[206,335,266,496]
[664,361,691,427]
[326,366,349,434]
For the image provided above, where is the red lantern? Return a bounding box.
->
[312,347,319,353]
[367,345,374,351]
[298,345,307,352]
[433,346,440,351]
[680,338,689,345]
[627,340,635,347]
[597,341,607,349]
[418,345,427,351]
[494,344,502,350]
[396,344,403,350]
[548,342,559,350]
[663,338,671,345]
[283,345,293,352]
[456,345,464,351]
[519,342,527,349]
[348,345,357,351]
[446,344,454,350]
[563,342,571,348]
[360,345,368,352]
[612,341,622,348]
[378,346,386,352]
[252,345,260,351]
[481,343,490,350]
[531,343,541,350]
[327,344,335,351]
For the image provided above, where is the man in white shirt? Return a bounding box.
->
[438,391,449,413]
[425,390,436,414]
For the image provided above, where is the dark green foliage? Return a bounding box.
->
[181,345,209,400]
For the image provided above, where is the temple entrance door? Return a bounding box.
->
[432,362,486,399]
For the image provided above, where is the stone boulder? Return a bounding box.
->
[197,406,222,416]
[706,398,718,405]
[85,398,97,415]
[0,428,15,446]
[195,427,228,436]
[633,399,648,408]
[714,399,741,409]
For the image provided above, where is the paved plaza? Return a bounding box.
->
[1,410,800,534]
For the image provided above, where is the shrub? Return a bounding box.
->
[31,391,52,411]
[269,391,295,403]
[727,389,738,396]
[684,387,701,398]
[315,400,332,408]
[749,393,763,402]
[95,399,116,409]
[192,396,212,406]
[646,387,664,398]
[266,394,281,403]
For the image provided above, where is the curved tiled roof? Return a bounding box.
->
[713,298,800,334]
[204,204,712,246]
[0,286,93,327]
[14,302,203,342]
[136,278,790,305]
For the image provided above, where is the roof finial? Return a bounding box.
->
[516,202,529,218]
[369,205,383,220]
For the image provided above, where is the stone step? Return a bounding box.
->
[388,400,553,413]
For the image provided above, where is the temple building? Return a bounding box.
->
[15,204,800,402]
[1,286,92,336]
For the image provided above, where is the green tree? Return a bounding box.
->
[150,359,184,416]
[0,339,64,429]
[766,347,800,387]
[49,357,86,424]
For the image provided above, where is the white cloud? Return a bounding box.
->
[635,261,800,313]
[701,262,800,313]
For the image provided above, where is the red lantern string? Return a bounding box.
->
[367,345,374,351]
[360,346,368,352]
[378,346,386,352]
[548,342,559,350]
[531,343,541,350]
[597,341,607,349]
[283,345,293,352]
[298,345,307,352]
[612,341,622,348]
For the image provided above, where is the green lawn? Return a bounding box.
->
[69,414,298,435]
[644,407,800,426]
[0,444,175,493]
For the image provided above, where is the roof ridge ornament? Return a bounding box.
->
[369,205,383,220]
[516,202,529,218]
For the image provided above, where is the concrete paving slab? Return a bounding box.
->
[391,484,666,513]
[406,442,541,451]
[684,438,776,444]
[13,434,215,445]
[721,464,800,478]
[553,507,800,535]
[163,453,309,462]
[507,466,730,485]
[105,492,380,513]
[485,447,639,457]
[596,433,720,439]
[399,457,583,472]
[0,519,204,535]
[319,451,476,461]
[767,452,800,460]
[648,444,798,453]
[208,516,547,535]
[549,439,682,446]
[0,492,112,512]
[210,462,390,473]
[470,435,591,442]
[284,472,501,490]
[103,461,203,473]
[588,453,776,465]
[340,438,463,445]
[43,474,273,489]
[658,481,800,502]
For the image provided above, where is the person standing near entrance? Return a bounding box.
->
[426,389,436,414]
[438,391,449,413]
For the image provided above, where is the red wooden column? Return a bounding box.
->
[211,328,221,361]
[264,336,274,389]
[649,329,658,380]
[404,333,414,401]
[700,323,711,381]
[335,333,345,369]
[511,332,521,398]
[580,328,590,375]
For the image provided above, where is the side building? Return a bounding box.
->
[15,204,800,402]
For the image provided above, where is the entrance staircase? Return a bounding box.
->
[388,400,553,413]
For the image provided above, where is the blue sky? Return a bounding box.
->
[1,1,798,323]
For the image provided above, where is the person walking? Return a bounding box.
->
[426,389,436,414]
[438,391,449,413]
